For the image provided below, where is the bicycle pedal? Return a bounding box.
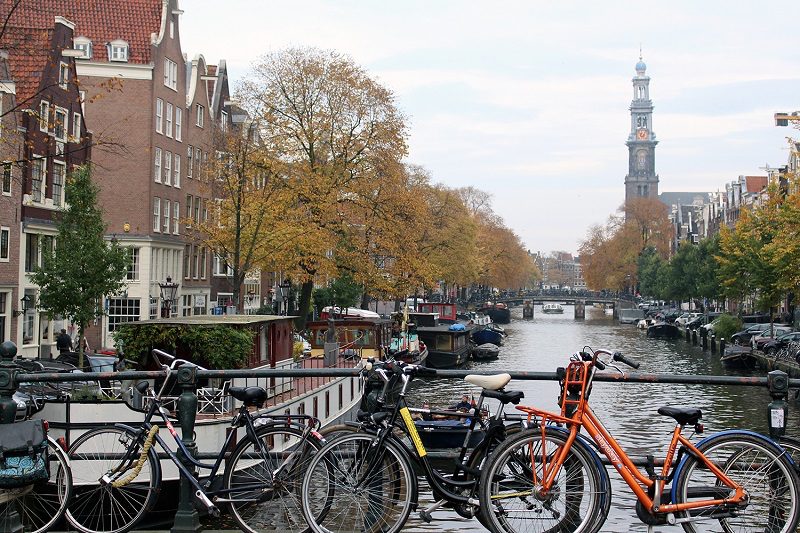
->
[208,505,220,518]
[419,511,432,523]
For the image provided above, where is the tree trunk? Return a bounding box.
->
[77,324,86,371]
[296,280,314,331]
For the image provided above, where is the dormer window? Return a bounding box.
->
[108,40,129,62]
[73,36,92,59]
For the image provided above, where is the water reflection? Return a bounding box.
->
[404,305,794,532]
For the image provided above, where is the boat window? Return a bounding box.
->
[313,328,326,346]
[436,334,451,351]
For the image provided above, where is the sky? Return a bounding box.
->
[180,1,800,256]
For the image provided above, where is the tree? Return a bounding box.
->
[30,166,128,368]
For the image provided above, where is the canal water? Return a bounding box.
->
[403,304,799,533]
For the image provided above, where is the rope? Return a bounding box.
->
[111,425,159,488]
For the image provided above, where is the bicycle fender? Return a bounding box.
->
[669,429,791,504]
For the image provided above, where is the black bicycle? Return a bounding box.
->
[66,349,326,533]
[300,358,525,533]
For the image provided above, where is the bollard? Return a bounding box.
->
[710,334,716,354]
[0,341,23,533]
[719,338,726,354]
[685,328,690,341]
[171,364,201,532]
[692,330,698,345]
[767,369,789,439]
[701,328,708,351]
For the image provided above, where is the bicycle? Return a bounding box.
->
[66,349,327,533]
[0,391,73,533]
[478,347,800,533]
[299,358,583,533]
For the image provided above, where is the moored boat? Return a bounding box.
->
[472,326,504,346]
[646,321,681,339]
[479,302,511,324]
[472,343,500,361]
[542,303,564,314]
[416,323,473,368]
[720,345,756,370]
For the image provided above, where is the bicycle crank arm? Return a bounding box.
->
[195,490,220,517]
[419,499,447,522]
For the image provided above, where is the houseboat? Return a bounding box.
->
[416,323,474,368]
[479,302,511,324]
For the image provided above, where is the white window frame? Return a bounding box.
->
[107,298,141,333]
[154,147,162,183]
[173,202,180,235]
[175,107,182,141]
[52,162,66,207]
[153,197,161,232]
[165,102,173,138]
[163,199,171,234]
[164,58,178,90]
[220,110,228,131]
[58,62,69,89]
[2,162,11,196]
[53,107,67,142]
[173,154,181,188]
[39,101,49,132]
[31,157,45,203]
[187,146,193,178]
[126,247,140,281]
[73,36,92,59]
[196,104,204,127]
[0,227,9,262]
[164,151,172,186]
[185,195,192,229]
[155,98,163,134]
[108,40,128,62]
[71,112,81,141]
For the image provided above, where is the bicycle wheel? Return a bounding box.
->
[777,435,800,468]
[478,428,606,533]
[0,437,73,533]
[301,433,415,533]
[674,432,800,533]
[225,425,324,533]
[66,426,160,533]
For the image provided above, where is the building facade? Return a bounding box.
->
[625,56,659,203]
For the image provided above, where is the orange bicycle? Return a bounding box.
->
[478,347,800,533]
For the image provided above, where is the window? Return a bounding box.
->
[182,294,192,317]
[2,162,11,195]
[74,37,92,59]
[54,108,67,142]
[24,233,38,272]
[155,98,163,134]
[0,292,6,343]
[149,297,158,320]
[191,246,198,278]
[173,202,179,235]
[0,227,8,261]
[39,101,49,132]
[196,104,204,127]
[220,110,228,131]
[108,40,128,62]
[185,195,192,228]
[164,58,178,90]
[126,247,139,280]
[187,146,193,178]
[200,247,207,279]
[52,162,65,207]
[164,152,172,186]
[194,197,200,224]
[31,158,44,203]
[213,254,233,276]
[72,112,81,141]
[163,200,170,234]
[165,102,173,137]
[195,147,201,177]
[107,298,140,333]
[58,62,69,88]
[173,154,180,188]
[184,245,191,279]
[154,147,162,182]
[202,199,208,222]
[22,289,35,344]
[175,107,182,141]
[153,197,161,232]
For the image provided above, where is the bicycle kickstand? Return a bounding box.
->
[419,499,447,523]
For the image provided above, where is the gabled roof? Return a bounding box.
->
[1,26,52,104]
[743,175,767,194]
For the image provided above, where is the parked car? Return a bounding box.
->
[729,323,773,345]
[752,327,794,351]
[762,331,800,355]
[697,313,724,333]
[675,312,701,327]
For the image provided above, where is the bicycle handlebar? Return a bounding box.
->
[589,348,640,370]
[151,349,208,372]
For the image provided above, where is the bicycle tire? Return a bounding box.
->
[224,425,324,533]
[776,435,800,468]
[301,432,415,533]
[66,426,161,533]
[673,431,800,533]
[0,436,73,533]
[478,427,606,533]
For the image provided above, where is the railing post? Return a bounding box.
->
[0,341,23,533]
[171,364,201,532]
[710,334,717,354]
[767,369,789,439]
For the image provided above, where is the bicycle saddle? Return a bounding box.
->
[228,386,268,407]
[465,373,511,391]
[657,406,702,425]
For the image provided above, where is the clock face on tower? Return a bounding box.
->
[636,128,648,140]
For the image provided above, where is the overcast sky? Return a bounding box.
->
[180,1,800,255]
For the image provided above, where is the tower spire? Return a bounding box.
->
[625,55,658,204]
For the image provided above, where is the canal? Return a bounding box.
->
[403,304,800,533]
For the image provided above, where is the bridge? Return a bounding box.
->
[495,294,619,307]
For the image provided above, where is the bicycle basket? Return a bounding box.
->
[359,370,400,414]
[0,419,48,488]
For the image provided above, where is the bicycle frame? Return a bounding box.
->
[517,358,747,516]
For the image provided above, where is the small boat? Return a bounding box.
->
[472,343,500,361]
[542,303,564,314]
[646,322,681,339]
[416,323,473,368]
[720,346,756,370]
[472,326,504,346]
[388,331,428,366]
[479,302,511,324]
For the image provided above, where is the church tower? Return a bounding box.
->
[625,55,659,203]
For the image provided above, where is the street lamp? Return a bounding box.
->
[158,276,179,318]
[278,280,291,315]
[13,294,32,317]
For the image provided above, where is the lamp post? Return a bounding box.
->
[12,294,32,317]
[278,280,291,316]
[158,276,179,318]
